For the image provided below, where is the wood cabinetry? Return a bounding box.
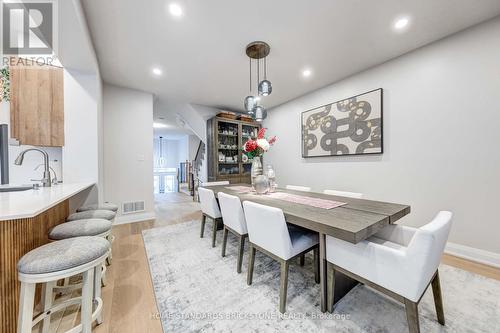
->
[0,200,69,333]
[10,63,64,146]
[207,116,261,184]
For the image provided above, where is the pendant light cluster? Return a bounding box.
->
[244,41,272,122]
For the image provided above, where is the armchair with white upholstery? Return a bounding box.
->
[198,187,223,247]
[326,211,452,333]
[243,201,319,313]
[218,192,248,273]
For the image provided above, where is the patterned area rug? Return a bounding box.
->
[142,220,500,332]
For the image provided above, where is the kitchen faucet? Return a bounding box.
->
[14,148,52,187]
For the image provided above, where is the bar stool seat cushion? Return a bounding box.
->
[17,236,109,275]
[48,219,112,240]
[67,210,116,221]
[77,203,119,213]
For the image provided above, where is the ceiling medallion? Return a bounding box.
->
[243,41,272,121]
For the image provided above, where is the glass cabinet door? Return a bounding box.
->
[216,120,240,177]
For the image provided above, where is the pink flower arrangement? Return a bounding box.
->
[243,128,277,158]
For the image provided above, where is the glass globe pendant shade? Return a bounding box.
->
[244,96,257,113]
[253,105,267,122]
[258,80,272,96]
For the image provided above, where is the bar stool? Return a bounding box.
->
[67,209,116,222]
[77,202,119,213]
[49,218,113,268]
[67,210,116,262]
[17,236,109,333]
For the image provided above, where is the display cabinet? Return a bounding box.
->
[207,116,261,184]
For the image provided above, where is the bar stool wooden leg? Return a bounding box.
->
[81,269,94,333]
[17,282,35,333]
[41,281,55,333]
[94,265,104,325]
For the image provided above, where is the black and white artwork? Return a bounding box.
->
[301,88,383,157]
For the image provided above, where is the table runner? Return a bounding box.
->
[268,192,346,210]
[225,185,253,193]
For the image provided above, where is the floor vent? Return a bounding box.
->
[122,201,145,214]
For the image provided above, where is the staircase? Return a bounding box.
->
[190,141,205,201]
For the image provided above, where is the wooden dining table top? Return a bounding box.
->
[209,184,411,244]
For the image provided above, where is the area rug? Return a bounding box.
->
[142,220,500,332]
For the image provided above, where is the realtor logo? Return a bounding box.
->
[2,1,57,55]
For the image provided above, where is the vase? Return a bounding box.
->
[254,175,270,194]
[251,156,263,190]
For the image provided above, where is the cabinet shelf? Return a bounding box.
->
[208,116,260,184]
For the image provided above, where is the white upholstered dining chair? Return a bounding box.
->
[326,211,452,333]
[218,192,248,273]
[243,201,319,313]
[198,187,223,247]
[286,185,311,192]
[323,189,363,199]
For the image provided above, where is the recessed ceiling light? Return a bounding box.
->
[153,122,168,129]
[152,67,163,76]
[394,17,410,30]
[169,3,183,17]
[302,69,312,77]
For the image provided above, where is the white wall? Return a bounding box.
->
[188,135,201,161]
[63,69,100,205]
[265,18,500,259]
[103,84,154,223]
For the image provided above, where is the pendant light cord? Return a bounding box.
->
[264,57,267,80]
[249,58,252,92]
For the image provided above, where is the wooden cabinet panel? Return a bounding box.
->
[207,116,259,184]
[10,63,64,146]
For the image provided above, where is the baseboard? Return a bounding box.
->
[445,242,500,268]
[114,212,156,225]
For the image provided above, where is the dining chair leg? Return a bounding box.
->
[247,245,256,285]
[313,247,320,284]
[431,270,445,325]
[327,263,336,313]
[299,254,305,266]
[200,214,206,238]
[404,298,421,333]
[237,235,245,274]
[279,260,290,313]
[211,218,217,248]
[221,227,229,257]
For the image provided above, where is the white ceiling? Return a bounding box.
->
[82,0,500,112]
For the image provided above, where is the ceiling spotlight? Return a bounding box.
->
[394,17,410,30]
[152,67,163,76]
[302,69,312,77]
[169,3,183,17]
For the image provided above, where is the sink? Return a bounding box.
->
[0,185,33,192]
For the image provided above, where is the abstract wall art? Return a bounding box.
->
[301,88,383,157]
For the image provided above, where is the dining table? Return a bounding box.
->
[209,184,411,312]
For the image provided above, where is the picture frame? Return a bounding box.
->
[301,88,383,157]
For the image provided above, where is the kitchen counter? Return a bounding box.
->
[0,182,95,221]
[0,181,96,332]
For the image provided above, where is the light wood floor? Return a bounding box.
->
[43,192,499,333]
